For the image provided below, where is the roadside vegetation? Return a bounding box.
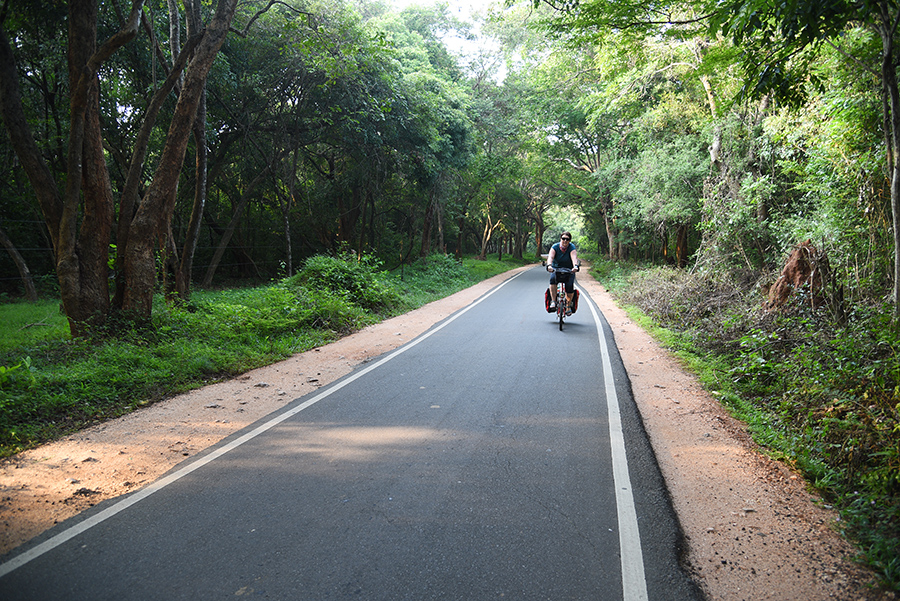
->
[588,256,900,591]
[3,0,900,591]
[0,254,530,460]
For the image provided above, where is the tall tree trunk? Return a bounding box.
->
[175,87,207,300]
[167,0,182,80]
[0,226,38,301]
[420,189,436,258]
[533,210,545,259]
[699,74,722,167]
[604,209,618,261]
[675,223,689,268]
[123,0,239,321]
[112,30,200,310]
[435,196,445,254]
[61,0,139,335]
[881,23,900,317]
[477,216,501,260]
[201,166,270,287]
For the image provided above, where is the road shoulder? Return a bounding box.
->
[577,271,887,601]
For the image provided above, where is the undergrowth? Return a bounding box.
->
[0,253,526,459]
[596,259,900,592]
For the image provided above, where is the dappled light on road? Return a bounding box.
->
[266,424,447,463]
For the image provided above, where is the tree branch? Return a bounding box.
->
[89,0,144,72]
[229,0,314,38]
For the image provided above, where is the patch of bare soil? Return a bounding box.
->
[0,267,893,600]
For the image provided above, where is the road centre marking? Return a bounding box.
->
[0,270,527,578]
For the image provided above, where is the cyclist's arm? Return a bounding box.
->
[547,247,557,270]
[570,248,578,270]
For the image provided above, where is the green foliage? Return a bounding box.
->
[0,301,70,354]
[388,253,531,306]
[625,136,707,226]
[709,0,861,105]
[583,255,641,294]
[0,256,521,458]
[0,357,35,390]
[290,252,403,316]
[607,264,900,591]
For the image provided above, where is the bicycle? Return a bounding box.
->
[547,265,578,331]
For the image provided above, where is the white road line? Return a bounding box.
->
[586,291,650,601]
[0,270,528,579]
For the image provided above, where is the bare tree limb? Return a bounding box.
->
[229,0,314,38]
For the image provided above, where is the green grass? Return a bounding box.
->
[591,258,900,592]
[0,253,533,458]
[0,301,69,355]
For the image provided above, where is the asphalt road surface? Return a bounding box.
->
[0,266,702,600]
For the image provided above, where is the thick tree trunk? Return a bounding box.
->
[112,32,200,309]
[56,0,120,335]
[477,216,501,260]
[604,210,618,261]
[533,207,546,258]
[4,0,141,336]
[123,0,238,321]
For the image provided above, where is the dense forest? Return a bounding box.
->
[1,0,899,590]
[1,0,898,326]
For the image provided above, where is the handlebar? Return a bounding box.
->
[547,266,579,273]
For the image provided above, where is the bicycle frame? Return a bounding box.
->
[556,279,568,330]
[550,266,576,331]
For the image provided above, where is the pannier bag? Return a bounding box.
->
[545,288,580,313]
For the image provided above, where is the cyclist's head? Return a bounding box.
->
[560,232,572,246]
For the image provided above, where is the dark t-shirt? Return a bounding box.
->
[551,242,576,269]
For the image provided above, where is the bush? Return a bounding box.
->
[289,252,402,315]
[0,254,525,459]
[604,264,900,590]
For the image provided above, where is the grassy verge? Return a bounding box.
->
[0,253,533,459]
[586,256,900,592]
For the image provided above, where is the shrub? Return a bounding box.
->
[605,264,900,590]
[289,252,402,315]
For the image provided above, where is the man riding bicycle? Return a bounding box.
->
[547,232,578,314]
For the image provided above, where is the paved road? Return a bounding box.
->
[0,266,701,600]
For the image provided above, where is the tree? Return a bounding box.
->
[710,0,900,316]
[119,0,238,321]
[0,0,243,334]
[0,225,38,301]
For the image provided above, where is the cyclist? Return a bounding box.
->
[547,232,578,314]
